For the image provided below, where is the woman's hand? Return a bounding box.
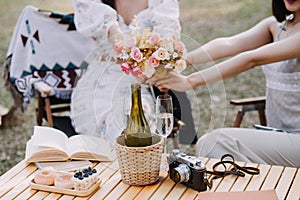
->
[147,71,192,92]
[136,74,147,84]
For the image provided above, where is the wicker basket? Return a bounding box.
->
[115,134,164,185]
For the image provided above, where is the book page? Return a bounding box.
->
[68,135,114,161]
[30,126,69,153]
[25,139,69,162]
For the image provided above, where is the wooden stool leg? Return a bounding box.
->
[233,110,244,127]
[45,98,53,127]
[36,94,43,125]
[258,110,267,126]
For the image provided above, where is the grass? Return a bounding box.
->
[0,0,271,175]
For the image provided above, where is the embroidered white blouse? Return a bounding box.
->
[73,0,181,43]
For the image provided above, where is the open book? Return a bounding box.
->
[25,126,115,162]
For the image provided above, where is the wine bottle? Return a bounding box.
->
[125,83,152,147]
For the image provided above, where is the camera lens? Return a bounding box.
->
[170,164,191,183]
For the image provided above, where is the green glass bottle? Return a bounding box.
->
[125,83,152,147]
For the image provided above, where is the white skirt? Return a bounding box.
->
[70,58,156,146]
[196,128,300,167]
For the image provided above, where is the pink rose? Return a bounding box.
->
[173,41,185,52]
[124,36,137,47]
[121,63,131,74]
[148,32,161,45]
[114,42,124,53]
[130,47,143,62]
[148,56,160,67]
[131,67,142,77]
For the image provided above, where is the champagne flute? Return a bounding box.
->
[156,94,174,171]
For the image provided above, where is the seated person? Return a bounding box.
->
[149,0,300,167]
[71,0,197,145]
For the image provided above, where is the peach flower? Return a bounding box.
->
[148,56,160,67]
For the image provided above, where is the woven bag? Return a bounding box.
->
[115,134,164,185]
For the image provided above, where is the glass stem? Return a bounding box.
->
[164,137,167,154]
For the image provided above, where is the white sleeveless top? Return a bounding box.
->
[262,18,300,132]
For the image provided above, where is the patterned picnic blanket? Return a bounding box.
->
[3,5,95,110]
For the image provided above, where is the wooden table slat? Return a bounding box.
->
[43,192,63,200]
[179,188,198,200]
[204,158,223,192]
[58,195,75,200]
[215,161,245,192]
[74,195,90,200]
[118,185,144,200]
[286,169,300,200]
[1,157,299,200]
[1,174,34,199]
[0,160,29,188]
[149,176,176,200]
[133,173,168,200]
[104,178,130,199]
[230,162,259,192]
[14,186,38,200]
[29,190,50,200]
[165,182,187,200]
[261,165,284,190]
[0,164,37,198]
[89,167,121,200]
[275,167,297,200]
[245,164,271,191]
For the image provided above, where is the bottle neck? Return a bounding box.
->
[131,83,143,112]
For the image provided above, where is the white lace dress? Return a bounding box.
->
[70,0,181,145]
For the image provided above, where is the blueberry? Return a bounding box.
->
[92,169,97,173]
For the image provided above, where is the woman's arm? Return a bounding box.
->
[187,17,275,65]
[149,18,300,92]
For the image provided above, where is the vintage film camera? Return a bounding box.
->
[168,149,208,192]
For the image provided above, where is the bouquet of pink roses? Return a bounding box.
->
[114,28,187,78]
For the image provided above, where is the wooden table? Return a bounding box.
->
[0,157,299,200]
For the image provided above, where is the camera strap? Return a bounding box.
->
[205,154,260,189]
